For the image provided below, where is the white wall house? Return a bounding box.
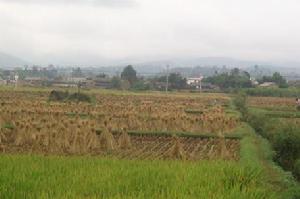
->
[187,77,203,86]
[259,82,276,87]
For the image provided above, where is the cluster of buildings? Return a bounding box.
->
[0,67,113,89]
[0,71,19,85]
[8,76,112,89]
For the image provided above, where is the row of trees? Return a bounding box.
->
[112,65,187,91]
[257,72,288,88]
[203,68,289,89]
[203,68,253,89]
[111,65,145,90]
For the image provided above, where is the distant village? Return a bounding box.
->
[0,64,296,91]
[0,65,111,88]
[0,65,212,90]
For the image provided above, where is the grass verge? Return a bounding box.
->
[238,123,300,199]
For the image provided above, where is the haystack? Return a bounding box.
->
[99,128,116,150]
[118,130,132,149]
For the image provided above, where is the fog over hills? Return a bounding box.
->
[1,52,300,78]
[0,52,273,68]
[0,52,28,68]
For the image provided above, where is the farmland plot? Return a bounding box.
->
[0,90,240,160]
[248,96,297,111]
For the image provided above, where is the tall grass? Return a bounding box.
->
[0,155,275,199]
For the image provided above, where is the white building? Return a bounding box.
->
[259,82,276,87]
[187,77,203,86]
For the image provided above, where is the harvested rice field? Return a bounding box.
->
[0,89,240,159]
[0,88,282,198]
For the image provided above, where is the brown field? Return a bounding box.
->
[248,96,297,111]
[0,90,240,160]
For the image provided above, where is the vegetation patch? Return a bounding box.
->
[294,159,300,181]
[265,111,300,118]
[236,93,300,185]
[65,112,90,118]
[48,90,91,103]
[244,87,300,97]
[184,109,204,114]
[68,92,92,103]
[48,90,69,101]
[2,123,14,130]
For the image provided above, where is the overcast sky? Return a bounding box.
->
[0,0,300,65]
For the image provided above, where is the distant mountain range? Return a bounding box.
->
[0,53,274,69]
[134,57,262,68]
[1,52,300,79]
[0,52,28,68]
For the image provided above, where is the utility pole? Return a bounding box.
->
[165,65,169,93]
[77,81,82,103]
[199,79,202,92]
[199,75,203,93]
[14,74,19,90]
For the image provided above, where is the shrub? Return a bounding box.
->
[282,186,300,199]
[247,112,300,180]
[272,126,300,171]
[246,114,270,138]
[68,93,91,103]
[49,90,69,101]
[49,90,91,103]
[111,76,122,89]
[130,81,150,91]
[233,92,248,121]
[2,123,14,130]
[293,159,300,181]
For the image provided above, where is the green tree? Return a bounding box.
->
[259,72,288,88]
[96,73,107,78]
[111,76,122,89]
[157,73,187,90]
[231,68,240,76]
[233,92,248,121]
[169,73,187,89]
[72,67,83,77]
[204,68,252,89]
[272,72,288,88]
[131,80,150,91]
[121,65,137,86]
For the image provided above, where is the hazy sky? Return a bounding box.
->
[0,0,300,65]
